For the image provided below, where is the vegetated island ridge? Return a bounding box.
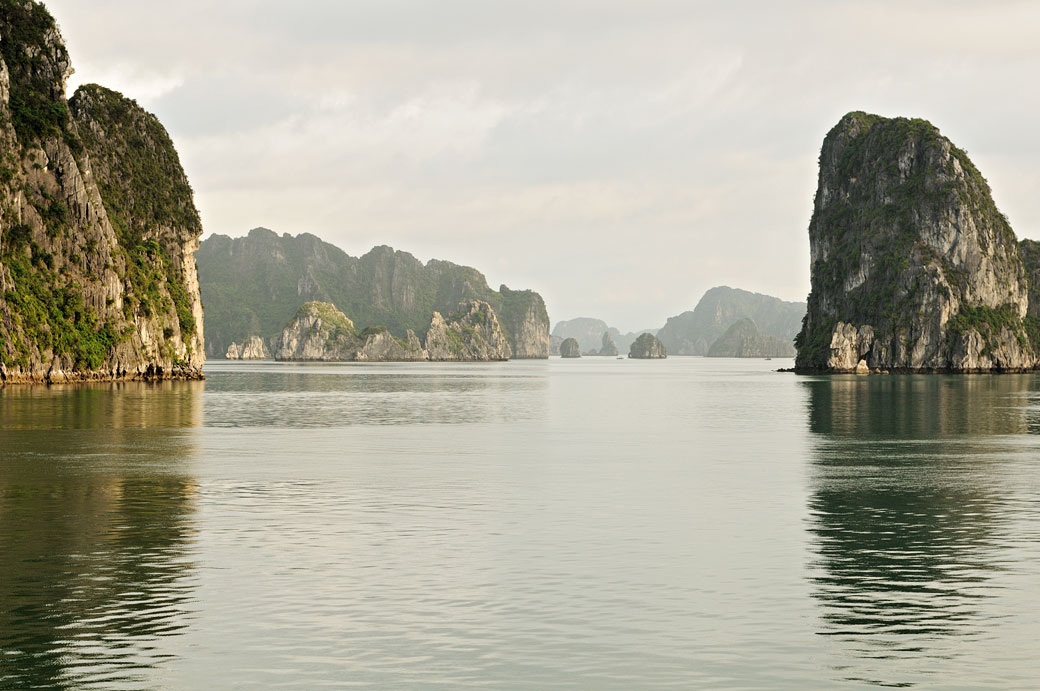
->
[272,299,511,362]
[198,228,550,361]
[795,111,1040,373]
[0,0,204,384]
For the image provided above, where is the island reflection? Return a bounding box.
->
[0,381,202,689]
[803,374,1038,685]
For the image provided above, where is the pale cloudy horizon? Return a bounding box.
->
[45,0,1040,332]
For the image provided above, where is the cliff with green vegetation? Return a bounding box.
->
[657,287,804,356]
[796,112,1038,372]
[706,318,795,358]
[0,0,204,383]
[629,333,667,359]
[197,229,549,359]
[272,299,509,362]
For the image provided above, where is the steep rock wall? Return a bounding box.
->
[796,112,1036,372]
[0,1,203,383]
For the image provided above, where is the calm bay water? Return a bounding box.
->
[2,358,1039,689]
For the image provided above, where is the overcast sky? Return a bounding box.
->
[45,0,1040,330]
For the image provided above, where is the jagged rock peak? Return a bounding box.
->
[795,111,1038,373]
[425,299,512,362]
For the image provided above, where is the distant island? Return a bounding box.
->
[629,333,667,359]
[708,318,795,358]
[551,318,655,356]
[795,112,1040,373]
[552,286,802,359]
[657,287,803,357]
[198,228,550,362]
[0,1,204,383]
[559,338,581,358]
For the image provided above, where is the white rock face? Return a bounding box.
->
[226,336,270,360]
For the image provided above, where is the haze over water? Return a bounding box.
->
[2,360,1040,688]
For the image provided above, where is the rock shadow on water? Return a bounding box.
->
[0,383,202,689]
[802,374,1040,687]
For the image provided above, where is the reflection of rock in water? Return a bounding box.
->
[806,374,1035,437]
[0,380,204,430]
[803,375,1036,685]
[0,384,200,688]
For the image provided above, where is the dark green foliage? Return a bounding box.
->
[0,0,71,144]
[359,325,387,338]
[69,85,202,241]
[2,250,119,369]
[947,304,1020,335]
[793,316,835,368]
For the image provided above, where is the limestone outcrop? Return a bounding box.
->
[795,112,1039,373]
[272,299,510,362]
[424,300,512,361]
[0,1,205,383]
[559,338,581,358]
[629,333,667,359]
[225,336,270,360]
[598,331,619,356]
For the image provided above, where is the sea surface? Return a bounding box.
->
[2,358,1040,689]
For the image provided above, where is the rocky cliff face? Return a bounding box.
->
[197,229,549,359]
[796,112,1037,373]
[272,299,509,362]
[657,287,805,356]
[598,331,619,356]
[226,336,269,360]
[707,318,795,358]
[424,300,511,361]
[629,333,667,359]
[0,1,204,383]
